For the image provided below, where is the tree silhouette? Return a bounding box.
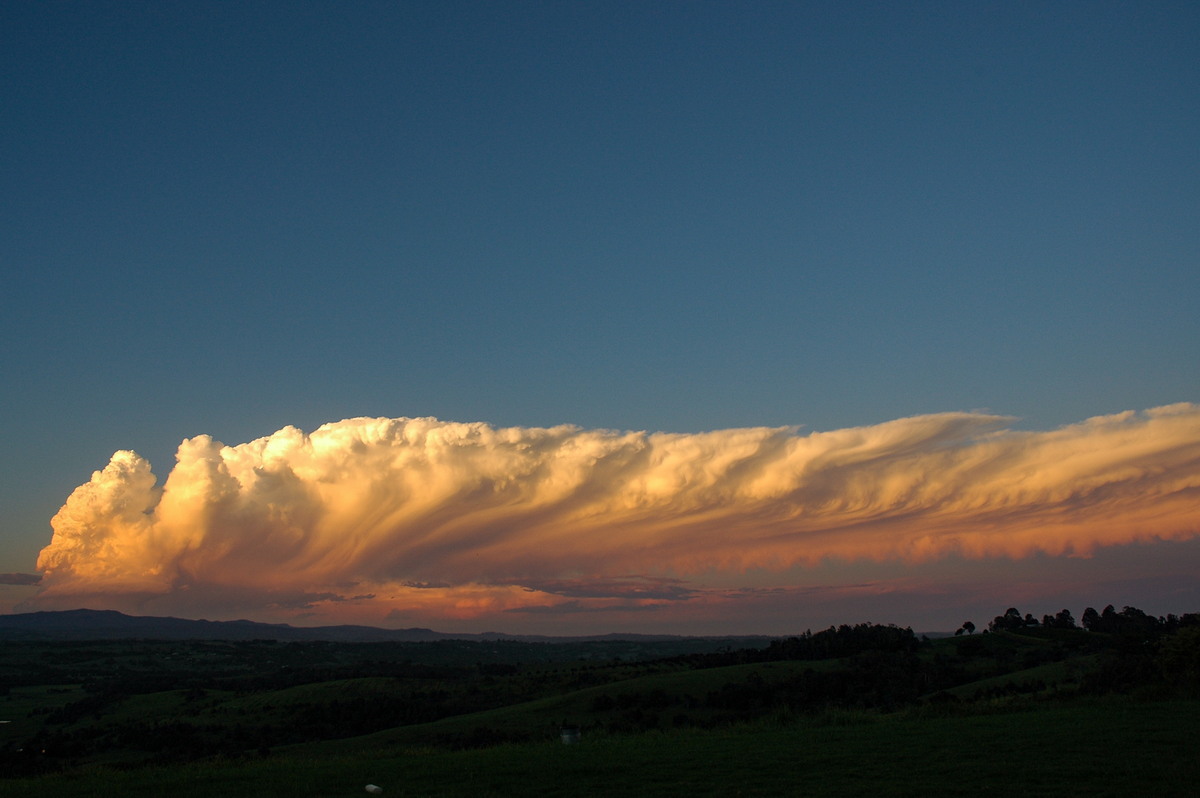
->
[989,608,1024,632]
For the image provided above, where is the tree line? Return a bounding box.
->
[953,604,1198,638]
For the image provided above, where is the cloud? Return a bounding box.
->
[506,600,665,615]
[521,575,698,601]
[0,573,42,586]
[27,404,1200,623]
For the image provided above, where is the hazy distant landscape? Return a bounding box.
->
[2,604,1197,796]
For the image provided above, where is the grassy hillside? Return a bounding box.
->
[4,614,1198,795]
[10,698,1198,797]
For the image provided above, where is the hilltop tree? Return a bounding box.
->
[1079,605,1163,638]
[1053,609,1077,629]
[989,608,1024,632]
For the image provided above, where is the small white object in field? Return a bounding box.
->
[365,785,383,794]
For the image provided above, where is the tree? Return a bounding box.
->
[962,621,975,635]
[1082,607,1100,631]
[1159,627,1200,689]
[989,608,1024,632]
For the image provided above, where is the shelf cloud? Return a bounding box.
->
[27,404,1200,623]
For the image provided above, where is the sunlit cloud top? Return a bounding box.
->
[28,404,1200,625]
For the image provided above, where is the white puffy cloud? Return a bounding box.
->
[28,404,1200,622]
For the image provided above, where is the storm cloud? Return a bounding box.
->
[29,404,1200,621]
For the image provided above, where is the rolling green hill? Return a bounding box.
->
[3,612,1198,795]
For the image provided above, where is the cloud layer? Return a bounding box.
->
[29,405,1200,623]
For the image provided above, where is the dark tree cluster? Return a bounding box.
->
[760,623,920,662]
[982,605,1197,637]
[1079,604,1184,637]
[1042,609,1078,629]
[987,608,1043,632]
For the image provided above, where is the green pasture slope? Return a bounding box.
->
[5,620,1199,795]
[295,659,849,755]
[10,697,1198,797]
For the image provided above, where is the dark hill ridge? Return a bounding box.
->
[0,609,447,642]
[0,609,764,644]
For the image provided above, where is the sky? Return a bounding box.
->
[2,2,1198,635]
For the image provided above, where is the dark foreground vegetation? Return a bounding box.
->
[2,605,1198,796]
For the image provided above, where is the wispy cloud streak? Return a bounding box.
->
[29,404,1200,620]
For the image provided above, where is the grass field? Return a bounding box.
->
[297,658,847,756]
[9,697,1197,797]
[5,621,1198,795]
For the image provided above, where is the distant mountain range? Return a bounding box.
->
[0,608,745,643]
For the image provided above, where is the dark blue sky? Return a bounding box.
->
[2,2,1198,589]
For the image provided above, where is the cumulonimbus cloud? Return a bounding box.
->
[29,404,1200,620]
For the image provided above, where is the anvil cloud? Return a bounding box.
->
[29,405,1200,626]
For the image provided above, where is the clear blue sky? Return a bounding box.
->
[2,2,1197,626]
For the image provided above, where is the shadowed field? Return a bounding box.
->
[3,610,1198,795]
[9,698,1198,797]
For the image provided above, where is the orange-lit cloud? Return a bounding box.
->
[28,404,1200,625]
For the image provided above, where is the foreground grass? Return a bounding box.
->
[8,697,1197,797]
